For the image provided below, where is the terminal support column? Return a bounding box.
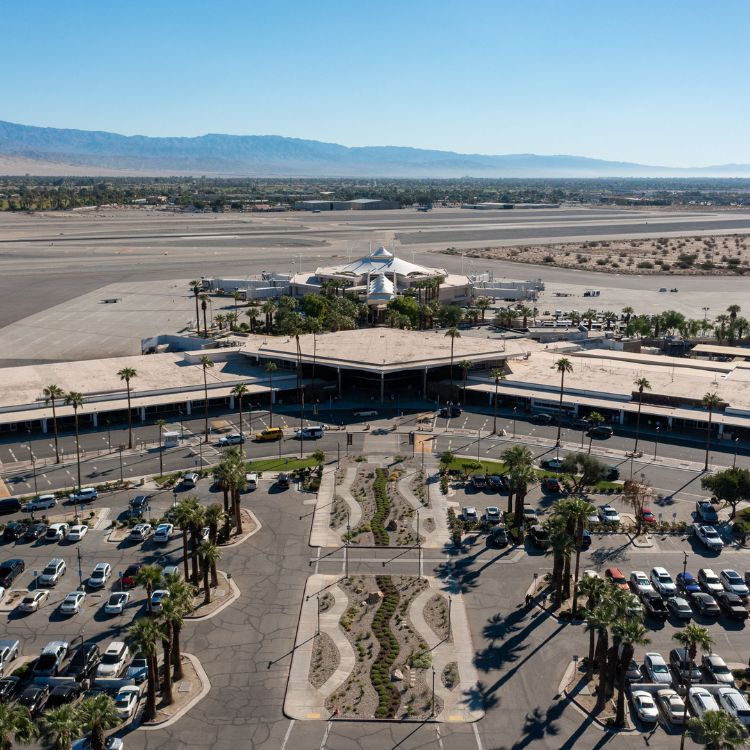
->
[380,372,384,403]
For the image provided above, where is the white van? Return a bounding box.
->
[245,473,258,490]
[182,472,199,488]
[297,425,325,440]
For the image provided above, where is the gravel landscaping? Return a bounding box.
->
[325,575,443,720]
[423,593,450,641]
[309,632,339,689]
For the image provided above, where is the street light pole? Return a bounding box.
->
[345,511,350,579]
[77,546,83,588]
[118,446,124,483]
[447,596,452,638]
[654,425,660,461]
[106,420,111,452]
[477,428,481,461]
[682,551,688,578]
[431,667,436,717]
[734,438,740,469]
[316,592,321,636]
[512,407,517,439]
[416,510,422,579]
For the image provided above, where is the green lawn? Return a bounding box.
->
[245,457,319,473]
[442,458,507,475]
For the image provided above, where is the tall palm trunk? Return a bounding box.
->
[51,399,60,463]
[595,629,609,706]
[268,370,274,427]
[587,628,596,680]
[234,487,243,534]
[615,643,633,726]
[492,381,499,434]
[506,486,514,515]
[705,407,714,471]
[145,655,157,720]
[190,526,200,584]
[126,382,133,449]
[203,557,211,604]
[556,370,566,446]
[181,529,190,581]
[172,624,184,680]
[633,394,643,455]
[562,553,572,601]
[571,530,583,616]
[162,632,174,704]
[73,408,82,489]
[606,635,622,699]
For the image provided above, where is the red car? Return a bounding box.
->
[640,509,657,525]
[541,477,561,493]
[120,563,143,590]
[605,567,629,591]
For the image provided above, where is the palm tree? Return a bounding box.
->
[39,704,81,750]
[164,575,195,680]
[488,368,505,435]
[214,313,227,331]
[702,392,722,471]
[64,391,85,489]
[613,619,650,727]
[200,355,214,443]
[261,299,277,333]
[77,694,119,750]
[126,618,161,722]
[554,358,573,446]
[674,624,715,750]
[592,602,615,707]
[265,361,278,427]
[189,280,202,333]
[545,520,575,607]
[458,360,472,403]
[198,540,221,604]
[554,497,597,616]
[0,703,37,749]
[199,293,209,337]
[510,464,538,540]
[136,563,164,615]
[173,497,200,581]
[475,296,490,322]
[587,411,604,454]
[245,306,260,333]
[632,377,651,456]
[231,383,249,449]
[444,327,461,388]
[224,448,247,534]
[688,710,747,750]
[157,597,180,705]
[189,503,207,585]
[156,418,166,477]
[578,576,609,678]
[204,503,226,547]
[117,367,137,449]
[43,384,64,463]
[501,444,534,515]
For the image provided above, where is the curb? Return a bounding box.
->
[138,653,211,731]
[185,571,241,621]
[219,508,262,547]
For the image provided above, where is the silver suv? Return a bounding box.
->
[38,559,66,587]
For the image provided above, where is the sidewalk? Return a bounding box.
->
[309,466,341,547]
[397,463,451,549]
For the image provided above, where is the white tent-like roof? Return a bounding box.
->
[367,273,395,304]
[320,246,445,279]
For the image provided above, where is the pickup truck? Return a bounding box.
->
[693,523,724,552]
[695,500,719,524]
[640,590,668,621]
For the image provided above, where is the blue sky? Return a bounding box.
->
[3,1,748,165]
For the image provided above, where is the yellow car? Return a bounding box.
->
[255,427,284,442]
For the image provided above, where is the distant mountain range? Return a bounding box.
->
[1,119,749,178]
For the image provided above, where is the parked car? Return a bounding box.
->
[72,738,123,750]
[18,684,50,715]
[24,523,47,541]
[484,506,501,524]
[104,592,130,616]
[162,565,181,580]
[572,417,591,429]
[666,596,692,621]
[718,687,750,727]
[150,589,169,612]
[530,413,552,425]
[702,654,736,686]
[657,688,686,724]
[720,569,750,598]
[690,592,721,617]
[605,567,629,591]
[129,524,152,541]
[296,425,325,440]
[470,474,487,490]
[588,424,613,438]
[38,558,66,586]
[218,433,245,446]
[689,687,721,718]
[23,494,57,512]
[2,522,25,541]
[0,640,20,676]
[64,643,101,682]
[605,466,620,481]
[541,477,561,493]
[114,685,141,719]
[68,487,98,504]
[640,508,657,525]
[154,523,174,544]
[255,427,283,442]
[650,567,677,597]
[486,526,508,548]
[33,641,69,677]
[641,590,668,621]
[698,568,724,595]
[522,505,538,523]
[45,523,70,542]
[624,659,642,683]
[88,562,112,589]
[46,683,81,708]
[631,690,659,723]
[598,505,621,524]
[128,495,149,517]
[715,591,749,620]
[0,559,25,587]
[461,506,478,523]
[541,458,564,470]
[18,590,49,613]
[67,524,88,542]
[676,571,701,595]
[59,591,86,616]
[528,525,550,549]
[694,524,724,552]
[121,563,143,589]
[96,642,130,678]
[629,571,654,595]
[644,652,672,686]
[0,676,21,703]
[276,473,290,489]
[181,473,199,488]
[487,475,505,492]
[696,500,719,524]
[669,648,702,685]
[126,657,149,684]
[245,473,258,490]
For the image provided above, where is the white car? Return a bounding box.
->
[650,567,677,596]
[598,505,621,524]
[353,410,378,418]
[129,524,152,541]
[153,523,174,544]
[96,641,130,678]
[59,591,86,615]
[694,524,724,551]
[631,690,659,723]
[68,487,98,503]
[217,433,244,446]
[461,506,478,522]
[18,590,49,612]
[201,526,210,542]
[689,687,721,718]
[629,571,654,595]
[104,592,130,615]
[88,563,112,589]
[114,684,141,719]
[720,569,750,598]
[657,689,686,725]
[484,506,502,524]
[644,652,672,686]
[541,458,564,470]
[23,494,57,512]
[702,654,736,686]
[150,589,170,611]
[717,687,750,727]
[698,568,724,595]
[67,525,88,542]
[45,523,70,542]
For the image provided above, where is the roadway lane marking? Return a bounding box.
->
[472,722,485,750]
[319,720,332,750]
[280,719,295,750]
[435,725,444,750]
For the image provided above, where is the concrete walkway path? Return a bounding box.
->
[397,466,448,549]
[333,467,361,534]
[309,467,341,548]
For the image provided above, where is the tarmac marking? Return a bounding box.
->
[319,720,332,749]
[472,722,485,750]
[280,719,295,750]
[435,724,445,750]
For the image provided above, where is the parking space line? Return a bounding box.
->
[280,719,295,750]
[472,722,484,750]
[319,721,332,750]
